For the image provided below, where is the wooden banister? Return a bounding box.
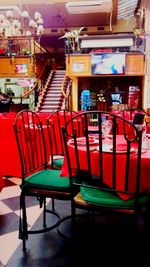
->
[21,59,48,100]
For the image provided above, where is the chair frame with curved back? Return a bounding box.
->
[120,108,150,125]
[46,109,78,169]
[13,110,73,251]
[62,110,150,237]
[115,108,150,135]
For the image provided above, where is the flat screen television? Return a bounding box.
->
[91,53,125,75]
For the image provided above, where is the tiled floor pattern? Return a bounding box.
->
[1,177,150,267]
[0,177,50,266]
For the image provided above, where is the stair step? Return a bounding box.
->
[44,96,62,99]
[48,87,62,90]
[40,110,58,112]
[42,101,62,104]
[45,92,62,95]
[45,82,61,85]
[43,98,62,102]
[45,89,62,92]
[43,96,63,99]
[53,78,64,80]
[40,108,61,111]
[48,84,62,87]
[52,76,64,78]
[42,98,63,102]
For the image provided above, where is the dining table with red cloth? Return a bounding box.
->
[0,112,51,178]
[0,170,4,192]
[0,111,80,178]
[60,136,150,200]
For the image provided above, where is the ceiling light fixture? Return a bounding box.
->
[52,9,66,24]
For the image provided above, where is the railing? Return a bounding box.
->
[34,40,50,55]
[0,36,34,57]
[20,59,48,110]
[62,75,72,109]
[0,36,50,57]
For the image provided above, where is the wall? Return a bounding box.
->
[142,0,150,109]
[0,77,35,104]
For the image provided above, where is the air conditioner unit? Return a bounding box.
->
[0,6,21,16]
[66,0,112,14]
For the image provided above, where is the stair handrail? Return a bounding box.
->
[34,40,50,54]
[21,59,48,101]
[62,75,72,98]
[62,75,72,109]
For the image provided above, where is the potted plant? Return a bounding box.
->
[59,27,84,54]
[22,47,31,55]
[133,27,145,49]
[6,87,15,97]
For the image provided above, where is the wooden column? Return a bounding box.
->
[72,77,78,111]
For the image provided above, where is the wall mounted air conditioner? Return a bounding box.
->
[0,6,21,16]
[66,0,112,14]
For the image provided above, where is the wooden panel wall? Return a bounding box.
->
[66,54,145,76]
[0,57,34,77]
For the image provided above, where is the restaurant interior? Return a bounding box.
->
[0,0,150,266]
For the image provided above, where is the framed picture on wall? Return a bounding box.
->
[16,64,28,74]
[72,62,86,72]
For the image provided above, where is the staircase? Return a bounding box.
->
[36,70,66,112]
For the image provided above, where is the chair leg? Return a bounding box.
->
[52,198,55,210]
[143,207,150,238]
[20,194,28,252]
[71,199,76,238]
[43,198,47,228]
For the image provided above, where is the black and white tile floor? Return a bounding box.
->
[0,177,48,266]
[1,177,150,267]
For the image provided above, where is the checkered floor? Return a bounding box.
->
[1,177,150,267]
[0,177,47,267]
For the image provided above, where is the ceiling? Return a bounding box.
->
[0,0,139,56]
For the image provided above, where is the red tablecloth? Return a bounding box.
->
[0,112,52,178]
[0,171,4,192]
[61,136,150,200]
[0,111,78,178]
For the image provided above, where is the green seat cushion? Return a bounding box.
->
[21,169,70,191]
[53,158,64,168]
[80,186,150,209]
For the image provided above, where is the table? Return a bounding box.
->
[61,136,150,200]
[0,171,4,192]
[0,111,79,178]
[0,112,51,178]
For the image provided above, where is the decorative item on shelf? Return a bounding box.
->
[0,9,44,38]
[22,47,31,55]
[97,89,107,111]
[133,27,144,38]
[0,46,6,55]
[10,56,16,65]
[133,27,145,51]
[133,6,145,50]
[97,90,106,103]
[59,27,84,54]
